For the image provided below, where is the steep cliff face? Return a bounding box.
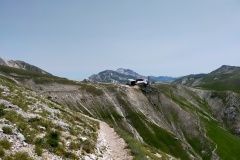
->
[17,79,240,160]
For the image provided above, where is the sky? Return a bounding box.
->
[0,0,240,80]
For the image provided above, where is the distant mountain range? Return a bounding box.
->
[88,68,146,83]
[88,68,177,83]
[0,57,50,74]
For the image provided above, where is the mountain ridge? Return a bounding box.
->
[173,65,240,93]
[0,58,50,74]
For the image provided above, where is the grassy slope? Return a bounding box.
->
[153,84,240,160]
[198,77,240,93]
[0,65,77,85]
[2,66,240,159]
[203,119,240,160]
[194,66,240,93]
[0,74,99,159]
[107,89,190,160]
[0,67,176,159]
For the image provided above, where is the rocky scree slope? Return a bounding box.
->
[17,75,240,160]
[0,75,121,160]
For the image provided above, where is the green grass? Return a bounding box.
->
[0,147,5,158]
[82,140,95,154]
[64,151,78,159]
[98,106,123,124]
[202,118,240,160]
[0,65,52,78]
[144,84,216,158]
[35,146,43,156]
[12,152,33,160]
[3,64,240,159]
[2,126,13,135]
[69,141,82,150]
[0,106,5,117]
[0,139,12,150]
[79,84,104,96]
[104,83,118,92]
[0,75,16,84]
[0,65,79,86]
[114,127,168,160]
[0,76,98,160]
[198,77,240,93]
[115,93,190,160]
[46,131,61,148]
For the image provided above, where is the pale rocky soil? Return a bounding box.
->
[96,122,132,160]
[83,117,133,160]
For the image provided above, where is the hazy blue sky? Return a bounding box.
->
[1,0,239,80]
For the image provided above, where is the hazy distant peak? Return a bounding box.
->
[88,68,146,83]
[211,65,238,75]
[173,65,240,87]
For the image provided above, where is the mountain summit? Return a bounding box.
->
[88,68,146,83]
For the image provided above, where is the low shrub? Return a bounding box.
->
[82,140,94,154]
[2,126,12,135]
[2,156,13,160]
[34,138,44,146]
[80,84,104,96]
[65,151,78,159]
[0,139,12,150]
[0,107,5,117]
[47,138,59,148]
[54,146,66,157]
[13,152,33,160]
[47,131,61,148]
[69,141,82,150]
[35,146,43,156]
[17,122,36,144]
[4,110,24,124]
[28,117,41,123]
[0,146,5,157]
